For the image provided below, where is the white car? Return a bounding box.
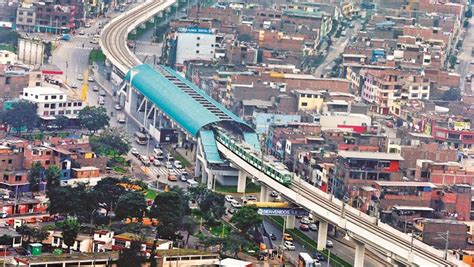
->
[283,241,296,251]
[241,195,257,202]
[130,148,139,156]
[77,74,83,80]
[300,217,311,225]
[165,161,173,169]
[309,223,318,231]
[114,104,122,110]
[230,200,242,208]
[153,160,161,167]
[92,85,99,91]
[174,161,183,169]
[225,195,234,202]
[326,240,334,248]
[70,83,78,88]
[88,76,94,82]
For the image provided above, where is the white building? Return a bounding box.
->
[20,86,84,120]
[0,50,17,65]
[318,112,372,130]
[175,27,216,65]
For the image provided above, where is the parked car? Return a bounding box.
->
[309,223,318,231]
[114,104,122,110]
[230,200,242,208]
[312,252,326,262]
[186,179,198,187]
[180,171,189,181]
[270,191,279,197]
[326,240,334,248]
[225,195,235,202]
[99,89,107,96]
[283,241,296,251]
[300,217,311,225]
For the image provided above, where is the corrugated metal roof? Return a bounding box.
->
[243,131,261,151]
[126,64,251,137]
[338,150,404,161]
[200,130,224,164]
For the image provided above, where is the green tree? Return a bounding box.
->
[59,217,80,252]
[53,115,69,129]
[45,165,61,188]
[117,239,144,267]
[230,205,261,235]
[78,106,110,134]
[464,20,470,28]
[466,7,472,18]
[93,177,126,215]
[0,28,19,48]
[44,41,53,60]
[16,225,48,244]
[0,234,12,246]
[28,162,44,192]
[115,192,147,221]
[180,215,197,246]
[150,187,189,241]
[47,186,78,215]
[448,55,457,69]
[199,192,225,224]
[3,101,38,134]
[442,88,461,101]
[90,127,131,158]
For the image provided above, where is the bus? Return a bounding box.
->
[299,252,319,267]
[134,131,148,145]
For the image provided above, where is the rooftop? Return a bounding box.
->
[14,252,118,264]
[338,151,404,161]
[392,206,434,212]
[375,181,437,188]
[157,249,217,257]
[24,86,66,95]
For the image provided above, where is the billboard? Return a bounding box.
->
[257,208,309,217]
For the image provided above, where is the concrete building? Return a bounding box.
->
[0,50,16,65]
[252,112,301,134]
[16,4,36,31]
[294,89,324,112]
[318,112,372,132]
[175,27,216,65]
[20,86,84,120]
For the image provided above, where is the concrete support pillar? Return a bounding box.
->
[286,216,295,229]
[195,158,202,178]
[237,170,247,193]
[177,130,183,147]
[354,240,365,267]
[317,221,328,251]
[203,168,210,190]
[259,185,268,202]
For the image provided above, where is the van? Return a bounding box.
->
[186,179,198,187]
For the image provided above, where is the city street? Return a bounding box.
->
[457,16,474,94]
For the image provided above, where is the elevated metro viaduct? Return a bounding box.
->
[118,64,259,190]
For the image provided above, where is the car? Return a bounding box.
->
[309,223,318,231]
[326,240,334,248]
[90,38,99,44]
[114,104,122,110]
[166,153,174,161]
[312,252,326,262]
[283,241,296,251]
[130,148,139,156]
[299,224,310,231]
[174,161,183,169]
[180,171,189,181]
[139,155,150,166]
[70,83,78,88]
[77,74,83,80]
[167,173,177,181]
[0,212,8,218]
[148,155,155,163]
[241,195,257,202]
[92,85,99,91]
[230,200,242,208]
[99,90,107,96]
[283,233,293,241]
[98,98,105,105]
[79,30,85,35]
[186,179,198,187]
[225,195,235,202]
[227,208,236,214]
[153,160,161,167]
[300,217,311,225]
[88,76,94,82]
[270,191,279,197]
[85,23,91,28]
[165,161,173,169]
[269,233,276,240]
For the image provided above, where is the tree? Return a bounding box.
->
[150,187,189,241]
[16,225,48,244]
[45,165,61,188]
[53,115,69,129]
[3,101,38,134]
[93,177,127,215]
[115,192,147,221]
[442,88,461,101]
[0,235,12,247]
[180,216,197,246]
[199,192,225,224]
[117,240,144,267]
[448,55,457,69]
[28,162,44,192]
[466,7,472,18]
[464,20,470,28]
[44,41,53,60]
[90,127,131,158]
[78,106,109,134]
[230,205,262,235]
[59,216,80,252]
[47,186,78,215]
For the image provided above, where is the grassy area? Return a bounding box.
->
[145,189,157,200]
[268,217,351,267]
[215,178,261,194]
[89,49,106,64]
[0,44,15,52]
[170,149,191,168]
[209,223,231,238]
[112,166,127,174]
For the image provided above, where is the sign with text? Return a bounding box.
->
[177,27,213,34]
[258,208,309,217]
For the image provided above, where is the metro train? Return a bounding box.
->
[214,130,292,186]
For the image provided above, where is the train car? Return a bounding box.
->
[215,129,292,186]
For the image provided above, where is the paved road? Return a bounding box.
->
[457,17,474,94]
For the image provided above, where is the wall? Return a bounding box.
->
[176,30,216,64]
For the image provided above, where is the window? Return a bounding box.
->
[45,160,50,165]
[35,95,38,99]
[301,102,308,107]
[68,103,72,107]
[7,159,12,164]
[27,18,32,23]
[36,74,41,78]
[73,102,77,107]
[59,95,63,100]
[196,37,200,40]
[51,95,57,100]
[15,176,21,182]
[196,50,199,54]
[5,77,10,84]
[35,82,40,86]
[45,96,48,100]
[58,103,62,108]
[50,111,55,115]
[196,43,200,47]
[44,104,50,108]
[3,175,7,181]
[50,104,56,109]
[78,102,82,107]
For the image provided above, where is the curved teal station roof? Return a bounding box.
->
[125,64,251,137]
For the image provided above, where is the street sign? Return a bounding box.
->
[258,208,309,217]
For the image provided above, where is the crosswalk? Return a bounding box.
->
[141,165,186,178]
[59,44,95,50]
